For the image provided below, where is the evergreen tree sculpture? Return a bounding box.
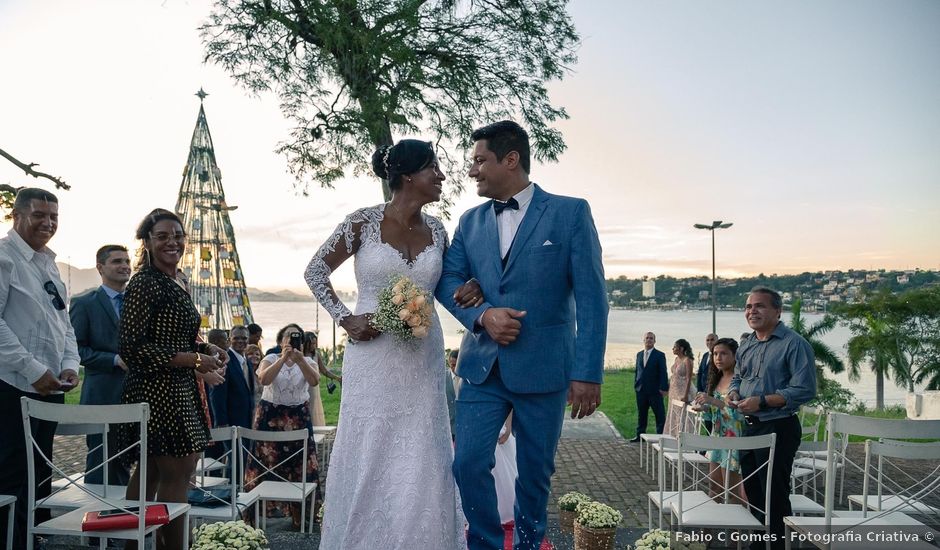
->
[175,88,254,331]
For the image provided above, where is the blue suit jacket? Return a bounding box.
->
[210,349,255,429]
[70,286,125,405]
[696,351,711,393]
[635,348,668,396]
[435,184,608,394]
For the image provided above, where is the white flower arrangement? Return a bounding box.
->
[371,275,433,341]
[575,500,623,529]
[631,528,670,550]
[558,491,592,512]
[191,520,268,550]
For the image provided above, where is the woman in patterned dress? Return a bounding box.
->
[693,337,747,504]
[244,323,322,529]
[118,208,227,550]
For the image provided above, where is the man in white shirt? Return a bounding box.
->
[0,187,80,548]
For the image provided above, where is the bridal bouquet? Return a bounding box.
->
[191,520,268,550]
[371,275,433,341]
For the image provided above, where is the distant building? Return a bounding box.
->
[698,290,709,301]
[642,280,656,298]
[898,274,910,284]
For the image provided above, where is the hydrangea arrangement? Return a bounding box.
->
[191,520,268,550]
[371,275,433,341]
[575,500,623,529]
[632,528,670,550]
[558,491,592,511]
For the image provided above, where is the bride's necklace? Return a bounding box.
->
[387,202,420,231]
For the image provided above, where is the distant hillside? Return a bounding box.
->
[247,288,310,302]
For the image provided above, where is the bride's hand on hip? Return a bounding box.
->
[341,313,381,342]
[453,278,484,309]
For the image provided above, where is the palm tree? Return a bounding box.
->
[789,299,845,395]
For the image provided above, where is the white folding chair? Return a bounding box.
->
[0,495,14,550]
[189,426,260,526]
[21,398,190,550]
[799,405,824,443]
[649,400,690,480]
[784,413,940,550]
[646,436,712,530]
[672,432,777,549]
[239,427,317,533]
[847,439,940,518]
[41,423,127,512]
[662,405,710,489]
[312,426,337,474]
[790,440,827,516]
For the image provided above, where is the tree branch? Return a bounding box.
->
[0,147,70,190]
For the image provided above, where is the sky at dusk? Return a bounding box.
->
[1,0,938,292]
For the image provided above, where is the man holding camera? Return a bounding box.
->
[0,188,80,548]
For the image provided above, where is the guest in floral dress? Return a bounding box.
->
[693,337,747,504]
[244,323,322,529]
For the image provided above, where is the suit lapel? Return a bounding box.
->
[229,350,250,391]
[503,185,549,274]
[95,288,119,328]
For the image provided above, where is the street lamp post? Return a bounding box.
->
[694,220,733,334]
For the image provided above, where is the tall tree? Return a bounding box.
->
[838,290,895,410]
[200,0,579,205]
[789,299,845,394]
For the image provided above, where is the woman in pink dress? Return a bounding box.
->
[663,338,695,436]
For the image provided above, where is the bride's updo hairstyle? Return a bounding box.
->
[371,139,435,191]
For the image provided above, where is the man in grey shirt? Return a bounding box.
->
[0,188,80,548]
[727,286,815,550]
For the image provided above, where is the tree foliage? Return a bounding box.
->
[836,287,940,404]
[789,299,845,393]
[200,0,579,205]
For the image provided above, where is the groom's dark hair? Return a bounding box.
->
[471,121,530,174]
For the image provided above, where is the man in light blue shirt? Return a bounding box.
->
[0,188,80,548]
[728,286,815,550]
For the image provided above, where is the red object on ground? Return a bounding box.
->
[81,504,170,531]
[502,521,554,550]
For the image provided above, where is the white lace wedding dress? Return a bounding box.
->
[305,204,465,549]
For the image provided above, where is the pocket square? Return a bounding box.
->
[542,240,554,246]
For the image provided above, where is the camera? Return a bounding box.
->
[289,332,303,350]
[327,381,337,394]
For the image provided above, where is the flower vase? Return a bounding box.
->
[573,522,617,550]
[559,509,577,533]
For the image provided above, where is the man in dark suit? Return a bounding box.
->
[630,332,668,442]
[210,325,255,431]
[69,244,132,484]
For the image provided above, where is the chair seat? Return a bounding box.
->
[641,433,667,442]
[195,457,226,474]
[0,495,15,507]
[189,492,260,519]
[249,481,317,502]
[34,501,189,539]
[789,494,824,515]
[792,456,837,471]
[791,466,815,479]
[847,494,940,514]
[38,484,127,511]
[191,475,231,488]
[648,490,712,508]
[663,451,710,464]
[671,502,764,529]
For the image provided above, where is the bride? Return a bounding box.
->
[304,139,480,549]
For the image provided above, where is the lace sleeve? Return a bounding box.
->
[427,214,450,250]
[304,206,382,324]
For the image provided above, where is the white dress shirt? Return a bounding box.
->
[496,182,535,259]
[0,229,81,392]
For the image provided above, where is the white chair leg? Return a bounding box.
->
[5,501,13,550]
[183,512,190,548]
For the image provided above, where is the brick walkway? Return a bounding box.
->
[40,414,940,549]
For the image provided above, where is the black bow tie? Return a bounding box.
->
[493,197,519,215]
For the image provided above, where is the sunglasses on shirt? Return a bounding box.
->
[44,281,66,311]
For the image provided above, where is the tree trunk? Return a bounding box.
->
[876,371,884,411]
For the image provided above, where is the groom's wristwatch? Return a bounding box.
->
[759,394,769,411]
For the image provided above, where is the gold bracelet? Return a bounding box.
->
[194,353,202,370]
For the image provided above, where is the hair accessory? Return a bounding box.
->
[382,144,395,174]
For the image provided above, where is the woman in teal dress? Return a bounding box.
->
[693,337,748,505]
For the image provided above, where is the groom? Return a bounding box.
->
[437,121,608,550]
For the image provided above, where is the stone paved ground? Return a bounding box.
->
[39,415,940,549]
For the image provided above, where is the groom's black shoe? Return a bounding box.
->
[629,436,641,443]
